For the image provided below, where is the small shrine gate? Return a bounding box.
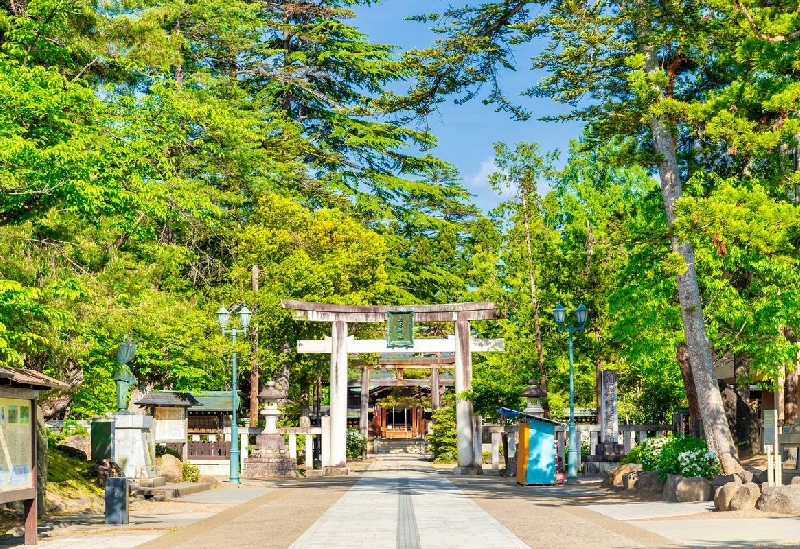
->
[283,300,504,474]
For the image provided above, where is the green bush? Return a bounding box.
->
[678,447,721,479]
[155,444,183,461]
[346,429,367,460]
[623,434,720,481]
[182,462,201,482]
[428,405,457,463]
[621,435,671,471]
[657,435,709,481]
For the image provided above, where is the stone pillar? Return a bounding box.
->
[454,319,479,474]
[289,433,297,460]
[360,367,370,439]
[329,321,348,470]
[321,416,331,467]
[491,431,501,471]
[600,370,619,445]
[241,431,248,460]
[305,435,313,469]
[431,366,440,410]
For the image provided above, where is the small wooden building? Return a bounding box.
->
[0,367,68,545]
[137,391,233,460]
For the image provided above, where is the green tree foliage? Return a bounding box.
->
[428,403,457,463]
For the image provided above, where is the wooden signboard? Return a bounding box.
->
[763,409,777,452]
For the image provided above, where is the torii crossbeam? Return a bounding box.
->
[283,300,504,475]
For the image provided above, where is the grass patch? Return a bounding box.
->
[47,448,103,496]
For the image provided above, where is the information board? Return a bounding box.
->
[0,398,32,491]
[763,409,777,452]
[154,408,186,441]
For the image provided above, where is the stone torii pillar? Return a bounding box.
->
[283,300,503,475]
[329,320,348,470]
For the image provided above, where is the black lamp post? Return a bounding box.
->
[553,302,588,483]
[217,305,251,485]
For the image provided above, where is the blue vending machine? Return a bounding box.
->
[516,415,560,485]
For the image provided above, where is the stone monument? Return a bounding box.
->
[91,336,158,480]
[242,381,297,478]
[584,370,624,476]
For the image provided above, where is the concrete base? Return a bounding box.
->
[584,459,622,477]
[453,465,483,476]
[132,476,166,488]
[190,460,230,477]
[243,456,297,478]
[322,466,349,476]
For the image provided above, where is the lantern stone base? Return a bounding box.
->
[242,455,297,478]
[453,465,483,476]
[243,432,297,478]
[322,466,349,476]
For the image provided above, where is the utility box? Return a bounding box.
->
[105,477,129,525]
[516,416,560,485]
[91,418,115,462]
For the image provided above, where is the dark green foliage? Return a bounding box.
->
[428,405,457,463]
[155,444,182,461]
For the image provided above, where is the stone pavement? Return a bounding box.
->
[289,457,528,549]
[4,456,800,548]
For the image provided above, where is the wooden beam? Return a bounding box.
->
[282,300,500,322]
[297,336,504,354]
[348,379,455,388]
[377,358,455,367]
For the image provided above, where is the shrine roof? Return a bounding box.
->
[136,390,234,411]
[135,391,201,407]
[0,367,69,391]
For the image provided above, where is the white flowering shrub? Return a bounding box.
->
[346,429,367,460]
[678,448,721,479]
[623,435,672,471]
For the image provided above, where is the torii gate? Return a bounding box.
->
[283,300,504,474]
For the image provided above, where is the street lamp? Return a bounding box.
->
[553,302,588,484]
[217,305,251,485]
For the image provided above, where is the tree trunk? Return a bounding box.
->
[645,48,740,474]
[785,369,797,426]
[250,265,260,425]
[677,344,701,430]
[520,187,548,416]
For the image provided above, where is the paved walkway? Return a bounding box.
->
[289,457,527,549]
[4,455,800,548]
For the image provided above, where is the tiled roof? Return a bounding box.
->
[135,391,201,407]
[0,367,69,390]
[136,390,233,412]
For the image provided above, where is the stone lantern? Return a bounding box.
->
[521,380,545,417]
[259,380,284,435]
[242,380,297,478]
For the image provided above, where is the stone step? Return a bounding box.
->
[131,475,167,488]
[132,481,212,499]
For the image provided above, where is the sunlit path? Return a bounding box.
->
[288,456,529,549]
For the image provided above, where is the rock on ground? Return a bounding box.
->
[157,454,183,483]
[729,482,761,511]
[757,485,800,515]
[714,481,740,511]
[676,477,713,502]
[605,463,642,488]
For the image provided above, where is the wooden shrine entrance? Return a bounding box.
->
[284,300,504,474]
[357,357,455,440]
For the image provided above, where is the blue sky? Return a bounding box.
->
[353,1,585,211]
